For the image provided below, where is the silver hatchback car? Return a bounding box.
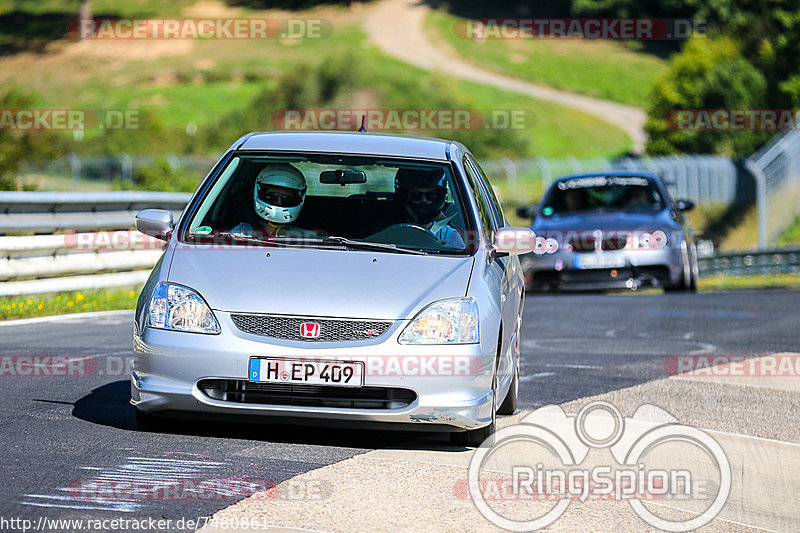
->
[131,131,534,446]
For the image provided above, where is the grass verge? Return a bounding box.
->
[699,273,800,291]
[425,10,667,108]
[0,286,141,321]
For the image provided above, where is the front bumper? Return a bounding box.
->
[131,312,497,431]
[521,247,684,290]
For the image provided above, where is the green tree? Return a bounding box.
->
[0,88,65,190]
[645,36,770,157]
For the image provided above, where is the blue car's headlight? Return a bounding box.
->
[147,281,220,334]
[398,297,479,344]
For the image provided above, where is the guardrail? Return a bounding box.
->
[698,249,800,277]
[0,191,189,297]
[0,191,190,233]
[0,192,797,296]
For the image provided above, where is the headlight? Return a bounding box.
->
[147,281,220,334]
[632,230,667,249]
[398,297,479,344]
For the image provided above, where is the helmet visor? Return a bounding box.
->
[404,186,447,205]
[256,183,304,207]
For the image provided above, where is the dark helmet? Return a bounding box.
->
[394,168,448,224]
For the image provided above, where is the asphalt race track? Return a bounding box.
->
[0,289,797,532]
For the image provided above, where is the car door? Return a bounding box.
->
[462,154,516,386]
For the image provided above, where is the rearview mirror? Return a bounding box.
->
[492,227,536,258]
[320,169,367,185]
[675,199,694,212]
[135,209,174,241]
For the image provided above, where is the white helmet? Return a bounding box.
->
[253,164,307,224]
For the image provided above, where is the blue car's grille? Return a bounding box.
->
[230,314,392,342]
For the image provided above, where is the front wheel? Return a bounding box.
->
[497,362,518,416]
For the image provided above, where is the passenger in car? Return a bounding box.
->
[231,164,318,238]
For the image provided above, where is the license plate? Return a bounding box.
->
[248,357,364,387]
[574,254,627,269]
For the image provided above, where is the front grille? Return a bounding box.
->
[230,314,392,342]
[567,233,628,252]
[560,266,671,284]
[198,379,416,409]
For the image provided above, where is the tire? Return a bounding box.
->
[665,242,696,293]
[497,364,518,415]
[451,374,497,447]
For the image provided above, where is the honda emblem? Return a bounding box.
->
[300,322,320,338]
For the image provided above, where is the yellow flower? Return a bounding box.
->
[0,304,4,310]
[56,295,62,301]
[82,303,87,309]
[38,303,43,310]
[18,301,24,307]
[67,301,74,307]
[76,292,84,301]
[129,290,136,298]
[26,299,33,305]
[11,303,16,309]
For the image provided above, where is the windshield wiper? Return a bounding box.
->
[316,236,428,255]
[187,231,298,248]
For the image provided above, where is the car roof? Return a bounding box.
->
[553,170,663,182]
[234,131,458,161]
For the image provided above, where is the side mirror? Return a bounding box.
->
[136,209,174,241]
[491,227,536,258]
[675,200,694,212]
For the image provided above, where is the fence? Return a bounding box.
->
[699,249,800,277]
[743,129,800,249]
[0,192,189,297]
[478,154,741,207]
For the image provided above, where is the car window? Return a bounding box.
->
[466,154,506,227]
[184,154,472,254]
[541,175,665,216]
[462,155,496,242]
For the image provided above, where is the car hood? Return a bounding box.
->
[167,244,475,320]
[532,210,679,232]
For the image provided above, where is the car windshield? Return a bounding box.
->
[184,154,473,254]
[540,175,665,216]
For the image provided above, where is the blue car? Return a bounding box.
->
[516,171,699,292]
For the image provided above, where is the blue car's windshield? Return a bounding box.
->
[184,154,474,254]
[541,176,665,216]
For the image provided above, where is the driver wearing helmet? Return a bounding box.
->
[231,164,316,238]
[392,168,465,249]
